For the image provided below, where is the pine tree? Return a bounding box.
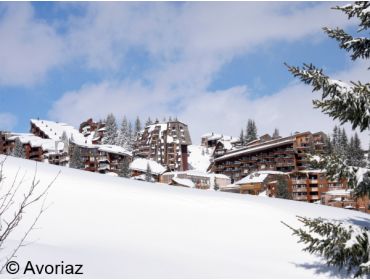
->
[118,158,130,178]
[285,3,370,276]
[332,125,339,150]
[272,128,280,138]
[127,121,133,151]
[12,138,25,158]
[286,2,370,132]
[134,116,142,137]
[348,132,366,167]
[69,145,84,169]
[145,117,153,126]
[145,163,152,182]
[275,177,292,200]
[245,119,257,144]
[102,113,118,145]
[282,216,370,278]
[118,116,130,149]
[239,129,245,145]
[339,128,349,156]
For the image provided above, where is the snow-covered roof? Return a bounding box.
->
[132,174,156,182]
[202,133,239,143]
[323,189,352,196]
[129,158,166,175]
[219,184,240,190]
[162,170,230,180]
[98,145,132,157]
[172,177,195,188]
[215,138,294,162]
[31,119,91,146]
[8,133,64,152]
[235,171,286,185]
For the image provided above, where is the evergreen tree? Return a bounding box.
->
[127,121,133,151]
[239,129,245,145]
[348,133,366,167]
[214,177,219,191]
[325,136,333,154]
[168,116,173,122]
[12,138,25,158]
[102,113,119,145]
[275,177,292,200]
[145,163,152,182]
[340,128,349,151]
[145,117,153,126]
[272,128,280,138]
[332,125,339,150]
[282,217,370,278]
[245,119,257,143]
[69,145,84,169]
[118,116,130,149]
[286,2,370,132]
[134,116,142,137]
[285,3,370,276]
[118,158,130,178]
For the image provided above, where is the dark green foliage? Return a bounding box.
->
[239,129,244,145]
[286,1,370,132]
[275,177,292,200]
[134,116,142,137]
[282,216,370,278]
[245,119,257,144]
[145,163,152,182]
[12,138,25,158]
[118,159,130,178]
[69,145,85,169]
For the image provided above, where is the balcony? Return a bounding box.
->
[292,179,307,184]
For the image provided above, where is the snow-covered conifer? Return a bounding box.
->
[69,145,84,169]
[102,113,118,145]
[145,163,152,182]
[245,119,257,143]
[275,177,291,199]
[272,128,280,138]
[12,138,25,158]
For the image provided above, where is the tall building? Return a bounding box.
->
[134,120,192,171]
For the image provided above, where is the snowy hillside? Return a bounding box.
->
[188,145,212,171]
[1,155,369,278]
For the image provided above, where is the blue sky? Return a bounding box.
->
[0,2,368,145]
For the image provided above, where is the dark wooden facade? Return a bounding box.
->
[134,121,192,171]
[212,131,328,182]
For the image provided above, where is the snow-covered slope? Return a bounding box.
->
[1,155,369,278]
[188,145,212,171]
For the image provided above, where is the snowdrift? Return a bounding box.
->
[1,155,368,278]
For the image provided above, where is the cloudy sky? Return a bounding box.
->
[0,2,369,146]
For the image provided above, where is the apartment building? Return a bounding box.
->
[211,131,327,182]
[289,170,348,203]
[134,120,192,171]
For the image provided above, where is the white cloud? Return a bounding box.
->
[45,2,368,148]
[0,113,17,130]
[0,3,64,87]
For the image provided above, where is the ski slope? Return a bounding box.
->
[1,155,369,278]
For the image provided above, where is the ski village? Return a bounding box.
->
[0,1,370,279]
[1,117,370,213]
